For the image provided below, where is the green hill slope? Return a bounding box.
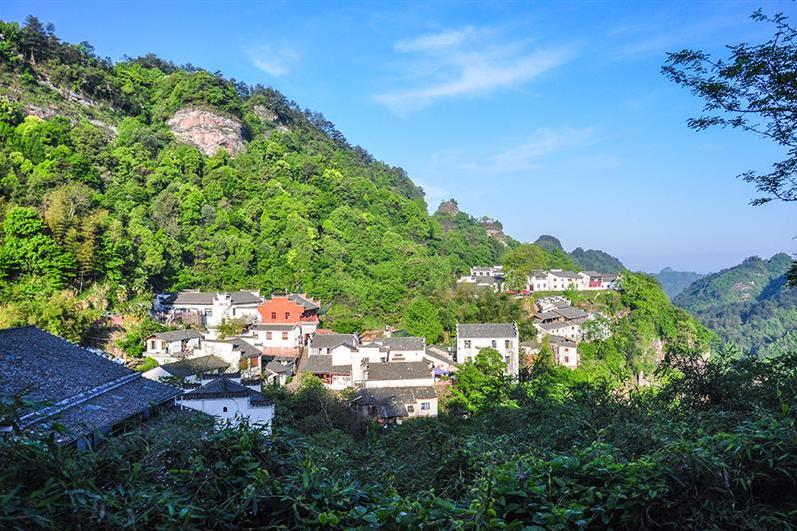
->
[674,253,797,356]
[0,17,506,338]
[533,234,625,273]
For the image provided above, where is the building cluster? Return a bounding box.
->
[458,266,619,294]
[521,296,609,368]
[1,284,527,446]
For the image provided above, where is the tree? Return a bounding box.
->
[663,10,797,285]
[449,348,513,412]
[402,296,443,343]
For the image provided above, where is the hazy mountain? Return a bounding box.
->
[655,267,705,299]
[674,253,797,356]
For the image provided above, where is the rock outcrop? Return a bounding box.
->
[253,104,290,133]
[167,107,246,157]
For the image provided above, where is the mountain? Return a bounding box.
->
[0,17,505,340]
[0,16,707,370]
[674,253,797,356]
[533,235,625,273]
[655,267,705,299]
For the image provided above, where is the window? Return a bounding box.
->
[204,308,212,316]
[491,340,497,348]
[222,407,228,413]
[406,405,415,413]
[281,331,289,340]
[266,332,272,340]
[505,340,510,349]
[464,340,471,349]
[504,356,510,364]
[421,402,430,411]
[285,312,290,320]
[271,312,277,320]
[232,309,237,316]
[564,356,570,364]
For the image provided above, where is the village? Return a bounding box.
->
[2,266,618,450]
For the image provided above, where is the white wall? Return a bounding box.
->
[179,397,274,433]
[365,377,434,389]
[456,336,519,375]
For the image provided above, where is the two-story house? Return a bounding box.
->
[155,291,262,328]
[145,329,203,363]
[455,322,519,376]
[257,293,320,343]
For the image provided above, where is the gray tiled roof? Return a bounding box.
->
[353,385,437,407]
[535,311,562,321]
[366,361,432,381]
[164,290,262,306]
[264,358,294,375]
[424,346,456,365]
[554,307,590,320]
[309,333,357,350]
[457,323,517,339]
[550,270,581,279]
[0,326,178,442]
[181,377,271,404]
[538,321,573,331]
[377,336,425,351]
[288,294,320,310]
[303,355,351,375]
[548,335,578,348]
[252,323,297,331]
[220,339,262,359]
[160,355,229,378]
[152,329,202,342]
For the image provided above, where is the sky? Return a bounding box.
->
[4,0,797,273]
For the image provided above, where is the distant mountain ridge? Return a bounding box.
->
[533,235,625,273]
[674,253,797,356]
[655,267,705,299]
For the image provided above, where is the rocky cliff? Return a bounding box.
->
[167,107,246,156]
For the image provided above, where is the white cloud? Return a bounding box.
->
[247,44,299,77]
[394,26,476,52]
[461,128,595,174]
[376,26,573,113]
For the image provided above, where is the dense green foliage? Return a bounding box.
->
[569,247,625,274]
[502,243,577,290]
[675,253,797,356]
[3,345,797,528]
[0,17,508,339]
[532,235,625,274]
[654,266,705,299]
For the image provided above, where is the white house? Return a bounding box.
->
[456,322,520,376]
[302,355,353,389]
[373,336,426,362]
[351,386,438,424]
[177,378,274,433]
[145,329,203,363]
[535,319,584,342]
[155,291,262,328]
[199,339,263,379]
[364,361,435,389]
[143,354,230,385]
[549,336,579,368]
[250,323,302,356]
[457,265,505,292]
[308,333,358,357]
[423,345,458,376]
[263,356,296,386]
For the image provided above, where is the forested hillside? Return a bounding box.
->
[655,266,705,299]
[0,17,514,341]
[675,253,797,356]
[0,16,710,373]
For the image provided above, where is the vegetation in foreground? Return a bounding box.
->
[2,348,797,529]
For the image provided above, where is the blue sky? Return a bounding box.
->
[4,0,796,273]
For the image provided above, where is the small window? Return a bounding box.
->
[504,340,510,349]
[232,308,237,316]
[491,340,497,348]
[266,332,272,340]
[564,356,570,364]
[421,402,430,411]
[204,308,212,316]
[271,312,277,320]
[406,405,415,413]
[281,331,289,340]
[223,406,228,412]
[504,356,510,364]
[464,340,471,349]
[285,312,290,320]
